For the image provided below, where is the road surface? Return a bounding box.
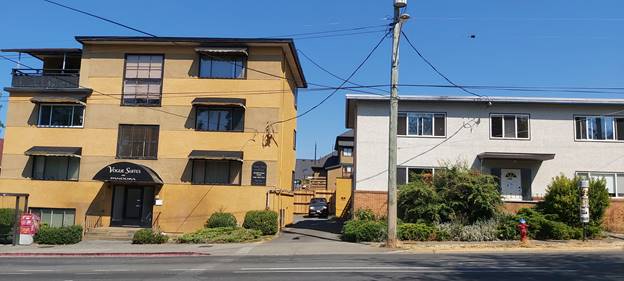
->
[0,251,622,280]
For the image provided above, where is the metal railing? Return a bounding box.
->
[11,68,80,88]
[83,215,103,233]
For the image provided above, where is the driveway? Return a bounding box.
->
[233,215,389,255]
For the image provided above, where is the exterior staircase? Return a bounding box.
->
[83,227,144,241]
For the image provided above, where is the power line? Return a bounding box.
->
[298,49,389,95]
[269,24,390,38]
[401,31,484,98]
[43,0,157,37]
[269,31,391,126]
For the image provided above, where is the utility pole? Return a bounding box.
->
[387,0,409,248]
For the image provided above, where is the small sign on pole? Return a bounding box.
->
[579,179,590,241]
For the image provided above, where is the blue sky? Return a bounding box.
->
[1,0,623,159]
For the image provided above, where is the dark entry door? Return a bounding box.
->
[123,187,143,225]
[111,185,154,227]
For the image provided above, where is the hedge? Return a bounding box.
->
[178,227,262,243]
[397,223,436,241]
[132,229,168,244]
[242,210,278,235]
[0,208,15,244]
[341,219,386,242]
[34,225,83,245]
[206,212,237,228]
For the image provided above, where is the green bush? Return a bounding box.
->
[341,219,386,242]
[206,212,237,228]
[398,181,447,224]
[398,223,436,241]
[434,165,502,224]
[353,208,377,221]
[537,175,610,227]
[0,208,16,244]
[242,210,278,235]
[397,164,502,225]
[496,214,520,240]
[34,225,83,245]
[178,227,262,243]
[132,229,168,244]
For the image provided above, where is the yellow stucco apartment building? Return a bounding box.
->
[0,36,306,234]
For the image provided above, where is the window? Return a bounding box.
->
[123,54,163,106]
[30,208,75,227]
[195,107,244,131]
[192,160,241,185]
[398,112,445,137]
[293,130,297,150]
[342,147,353,157]
[575,116,624,141]
[38,104,84,127]
[117,125,159,159]
[577,172,624,197]
[32,156,80,181]
[199,55,246,79]
[294,88,298,108]
[343,164,353,177]
[397,166,437,185]
[491,114,530,139]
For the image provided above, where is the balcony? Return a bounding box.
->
[11,68,80,89]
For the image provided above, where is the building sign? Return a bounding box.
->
[251,161,267,186]
[93,162,162,184]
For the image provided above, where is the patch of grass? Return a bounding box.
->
[178,227,263,244]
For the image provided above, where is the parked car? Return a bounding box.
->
[308,198,329,218]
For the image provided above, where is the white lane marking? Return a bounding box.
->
[19,269,56,272]
[93,269,133,272]
[169,268,209,271]
[236,246,255,254]
[235,269,575,274]
[240,266,554,271]
[2,273,30,275]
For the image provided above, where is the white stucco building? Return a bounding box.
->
[346,94,624,214]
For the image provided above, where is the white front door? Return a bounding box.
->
[500,169,522,200]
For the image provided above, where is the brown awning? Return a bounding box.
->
[195,47,248,56]
[30,96,86,105]
[24,146,82,158]
[477,152,555,161]
[189,150,243,161]
[192,97,246,108]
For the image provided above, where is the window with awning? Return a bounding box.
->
[25,146,82,181]
[189,150,243,185]
[193,98,245,132]
[196,48,248,79]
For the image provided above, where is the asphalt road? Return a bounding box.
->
[0,252,622,280]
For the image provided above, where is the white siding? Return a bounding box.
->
[353,100,624,197]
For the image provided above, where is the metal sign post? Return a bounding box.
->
[579,179,590,241]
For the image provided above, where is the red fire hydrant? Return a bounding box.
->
[517,218,529,242]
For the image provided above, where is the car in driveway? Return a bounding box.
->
[308,198,329,218]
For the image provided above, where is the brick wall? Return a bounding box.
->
[353,190,387,217]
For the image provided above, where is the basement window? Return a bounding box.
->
[30,208,75,227]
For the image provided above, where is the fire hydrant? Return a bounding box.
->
[517,218,529,242]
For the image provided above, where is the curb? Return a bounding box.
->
[0,252,210,257]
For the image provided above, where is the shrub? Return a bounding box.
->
[434,165,502,224]
[398,181,447,224]
[537,175,610,227]
[397,164,502,225]
[398,223,436,241]
[0,208,16,244]
[497,214,520,240]
[132,229,168,244]
[353,208,377,221]
[206,212,237,228]
[34,225,83,245]
[341,219,386,242]
[436,219,499,242]
[178,227,262,243]
[242,210,278,235]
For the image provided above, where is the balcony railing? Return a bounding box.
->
[11,68,80,89]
